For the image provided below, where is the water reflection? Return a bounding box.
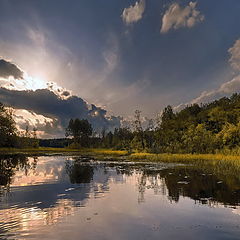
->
[65,160,94,184]
[137,166,240,206]
[0,156,240,239]
[157,167,240,206]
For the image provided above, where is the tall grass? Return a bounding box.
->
[0,147,128,156]
[129,152,240,162]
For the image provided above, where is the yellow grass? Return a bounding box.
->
[129,152,240,173]
[1,147,240,169]
[129,152,240,162]
[0,147,128,156]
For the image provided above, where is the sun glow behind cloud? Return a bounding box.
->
[0,73,47,91]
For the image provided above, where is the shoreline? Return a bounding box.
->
[0,147,240,162]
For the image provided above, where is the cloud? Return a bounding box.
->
[229,39,240,71]
[160,1,204,34]
[174,38,240,111]
[0,87,120,137]
[122,0,145,25]
[193,75,240,103]
[0,57,121,137]
[0,59,23,79]
[174,75,240,112]
[13,109,60,138]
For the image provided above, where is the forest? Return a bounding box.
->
[2,93,240,155]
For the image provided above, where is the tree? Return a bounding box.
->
[182,124,215,153]
[66,118,93,147]
[0,103,17,147]
[111,127,133,151]
[133,110,145,150]
[32,127,39,148]
[216,122,240,149]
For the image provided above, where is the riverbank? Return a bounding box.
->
[1,147,240,181]
[1,147,240,162]
[129,152,240,162]
[0,147,128,157]
[129,152,240,173]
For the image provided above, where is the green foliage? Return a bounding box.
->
[216,122,240,149]
[182,124,215,153]
[99,93,240,154]
[150,93,240,154]
[3,92,240,155]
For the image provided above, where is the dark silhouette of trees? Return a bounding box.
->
[0,103,17,147]
[66,118,93,147]
[133,110,145,150]
[3,91,240,155]
[65,161,94,184]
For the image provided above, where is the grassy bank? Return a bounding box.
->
[129,152,240,178]
[2,147,240,174]
[0,147,129,157]
[129,152,240,162]
[1,147,240,163]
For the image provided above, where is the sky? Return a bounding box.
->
[0,0,240,137]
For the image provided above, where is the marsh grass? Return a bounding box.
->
[2,147,240,185]
[129,152,240,162]
[1,147,240,172]
[129,152,240,184]
[0,147,128,156]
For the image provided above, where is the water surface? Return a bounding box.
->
[0,155,240,240]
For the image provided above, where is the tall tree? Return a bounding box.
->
[134,110,145,150]
[66,118,93,147]
[0,103,17,147]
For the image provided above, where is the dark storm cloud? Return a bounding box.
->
[0,87,120,134]
[1,0,240,118]
[0,59,23,79]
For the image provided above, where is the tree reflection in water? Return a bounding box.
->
[65,160,94,184]
[136,166,240,206]
[112,162,240,207]
[1,156,240,208]
[0,154,36,192]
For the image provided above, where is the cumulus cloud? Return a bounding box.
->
[0,87,120,137]
[0,57,121,137]
[174,38,240,111]
[122,0,145,25]
[193,75,240,104]
[160,1,204,34]
[0,59,23,79]
[229,39,240,71]
[46,82,72,99]
[190,38,240,105]
[174,76,240,112]
[188,39,240,105]
[13,109,60,138]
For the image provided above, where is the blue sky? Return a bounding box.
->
[0,0,240,136]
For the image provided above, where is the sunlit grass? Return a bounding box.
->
[0,147,128,156]
[129,152,240,162]
[129,152,240,177]
[88,148,128,156]
[1,147,240,169]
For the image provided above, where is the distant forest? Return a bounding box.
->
[2,93,240,154]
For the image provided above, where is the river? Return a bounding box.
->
[0,155,240,239]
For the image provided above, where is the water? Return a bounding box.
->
[0,155,240,240]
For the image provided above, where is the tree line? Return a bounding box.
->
[2,93,240,154]
[64,93,240,154]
